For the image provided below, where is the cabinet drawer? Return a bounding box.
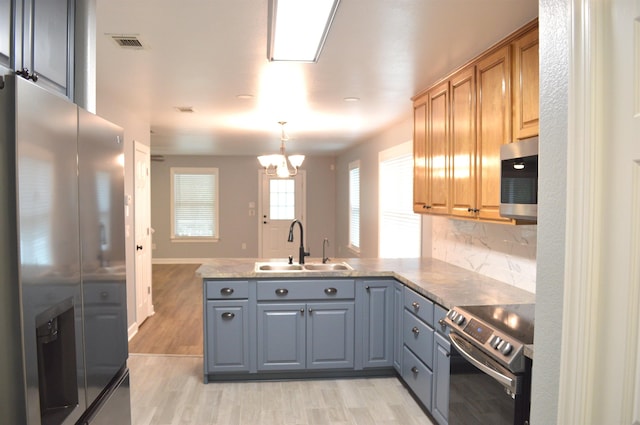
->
[403,310,434,367]
[205,280,249,299]
[404,287,434,325]
[433,304,450,337]
[402,346,433,411]
[257,280,355,301]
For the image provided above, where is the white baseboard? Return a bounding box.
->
[127,323,138,341]
[152,258,210,265]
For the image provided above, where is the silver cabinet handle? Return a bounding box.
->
[412,301,420,310]
[411,366,419,374]
[365,285,370,290]
[220,287,234,295]
[438,318,446,328]
[275,288,289,296]
[412,326,420,335]
[324,287,337,295]
[300,309,305,315]
[308,308,313,313]
[221,312,235,320]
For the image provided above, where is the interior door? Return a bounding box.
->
[259,171,306,259]
[134,142,153,326]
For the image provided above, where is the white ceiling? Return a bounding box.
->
[96,0,538,156]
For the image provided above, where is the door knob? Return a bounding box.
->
[136,245,143,251]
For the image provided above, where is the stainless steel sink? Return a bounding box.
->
[255,262,353,272]
[302,263,352,271]
[257,264,304,271]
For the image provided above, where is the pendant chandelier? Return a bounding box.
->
[257,121,305,177]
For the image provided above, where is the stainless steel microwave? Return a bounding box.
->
[499,137,538,221]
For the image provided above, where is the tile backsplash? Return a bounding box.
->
[431,217,537,293]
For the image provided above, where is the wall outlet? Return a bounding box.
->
[241,242,247,250]
[152,243,156,250]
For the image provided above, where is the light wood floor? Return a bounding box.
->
[129,354,434,425]
[129,264,203,355]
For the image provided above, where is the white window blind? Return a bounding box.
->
[171,168,219,240]
[349,160,360,251]
[379,142,421,258]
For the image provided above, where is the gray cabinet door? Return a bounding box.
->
[432,332,450,425]
[206,300,250,372]
[393,281,404,372]
[361,281,393,368]
[306,302,355,369]
[257,303,306,371]
[22,0,74,96]
[0,0,9,68]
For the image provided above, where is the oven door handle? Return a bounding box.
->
[449,332,519,394]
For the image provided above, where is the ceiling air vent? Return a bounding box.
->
[174,106,195,113]
[111,35,145,49]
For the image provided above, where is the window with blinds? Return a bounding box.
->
[349,160,360,251]
[170,167,219,240]
[379,142,421,258]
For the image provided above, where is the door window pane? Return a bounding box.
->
[270,178,295,220]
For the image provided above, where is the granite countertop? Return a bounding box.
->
[196,257,536,358]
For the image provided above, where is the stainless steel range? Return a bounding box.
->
[444,303,535,425]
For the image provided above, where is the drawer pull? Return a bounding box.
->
[412,301,420,310]
[411,366,419,374]
[220,287,234,295]
[275,288,289,296]
[412,326,420,335]
[324,287,337,295]
[221,312,235,320]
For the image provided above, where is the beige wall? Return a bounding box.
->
[150,155,337,260]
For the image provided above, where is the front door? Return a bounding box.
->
[134,142,153,326]
[259,171,306,259]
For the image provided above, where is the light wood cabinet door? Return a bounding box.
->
[512,27,539,140]
[476,45,512,222]
[413,96,428,213]
[449,66,477,219]
[427,81,450,215]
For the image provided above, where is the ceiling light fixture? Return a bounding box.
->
[258,121,305,178]
[267,0,341,62]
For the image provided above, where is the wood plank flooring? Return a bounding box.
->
[128,354,434,425]
[129,264,203,355]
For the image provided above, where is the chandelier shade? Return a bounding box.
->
[258,122,305,177]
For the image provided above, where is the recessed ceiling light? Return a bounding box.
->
[174,106,195,113]
[236,94,254,100]
[343,97,360,102]
[267,0,341,62]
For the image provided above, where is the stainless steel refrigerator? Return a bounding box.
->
[0,74,131,425]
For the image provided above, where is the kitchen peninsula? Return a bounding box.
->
[197,257,535,424]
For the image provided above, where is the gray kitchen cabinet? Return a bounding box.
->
[402,286,435,411]
[432,331,451,425]
[257,301,355,371]
[9,0,74,97]
[0,0,9,69]
[203,280,253,382]
[359,280,394,368]
[256,279,356,372]
[257,302,306,371]
[393,280,403,372]
[205,300,250,373]
[306,301,355,369]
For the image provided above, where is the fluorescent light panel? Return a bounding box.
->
[268,0,340,62]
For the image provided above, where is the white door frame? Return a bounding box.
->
[257,170,307,259]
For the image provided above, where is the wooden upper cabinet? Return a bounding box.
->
[413,96,428,213]
[512,26,539,140]
[427,81,450,215]
[449,66,477,219]
[476,45,512,222]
